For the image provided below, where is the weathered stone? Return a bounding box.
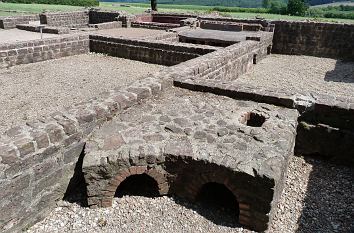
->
[103,134,126,150]
[164,125,184,134]
[193,131,207,140]
[45,124,64,144]
[14,138,35,157]
[30,131,49,149]
[63,142,85,164]
[0,145,18,164]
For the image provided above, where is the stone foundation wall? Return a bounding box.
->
[131,21,180,30]
[173,36,273,83]
[40,11,89,28]
[199,16,273,31]
[89,35,218,66]
[200,20,263,31]
[16,24,70,34]
[198,17,354,60]
[0,34,89,68]
[0,15,40,29]
[89,21,122,30]
[0,68,173,232]
[271,21,354,60]
[89,10,121,24]
[174,77,354,166]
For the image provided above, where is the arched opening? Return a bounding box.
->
[115,174,160,198]
[196,182,240,226]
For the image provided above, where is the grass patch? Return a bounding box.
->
[0,1,353,24]
[0,2,83,14]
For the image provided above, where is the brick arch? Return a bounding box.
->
[99,165,169,208]
[183,172,252,227]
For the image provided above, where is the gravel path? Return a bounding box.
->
[27,156,354,233]
[0,53,162,133]
[0,28,58,44]
[234,54,354,99]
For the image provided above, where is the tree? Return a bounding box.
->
[263,0,271,8]
[287,0,308,16]
[151,0,157,11]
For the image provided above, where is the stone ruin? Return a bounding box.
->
[0,9,353,233]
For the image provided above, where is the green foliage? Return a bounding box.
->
[270,1,287,14]
[306,4,354,19]
[103,0,268,8]
[262,0,271,8]
[102,0,354,7]
[287,0,308,16]
[211,6,270,13]
[2,0,99,7]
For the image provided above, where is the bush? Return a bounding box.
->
[270,1,287,14]
[211,6,270,13]
[2,0,99,7]
[287,0,308,16]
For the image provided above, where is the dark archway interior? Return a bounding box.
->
[115,174,160,198]
[196,182,240,226]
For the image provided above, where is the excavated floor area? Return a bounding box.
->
[233,54,354,100]
[0,28,58,43]
[91,27,171,39]
[0,53,163,133]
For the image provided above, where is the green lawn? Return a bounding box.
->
[0,2,83,15]
[0,1,353,24]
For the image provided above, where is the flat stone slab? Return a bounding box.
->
[83,87,298,231]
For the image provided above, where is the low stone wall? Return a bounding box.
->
[16,24,70,34]
[89,10,122,24]
[173,77,354,166]
[172,35,273,82]
[199,16,274,31]
[0,15,39,29]
[40,11,89,28]
[89,21,122,30]
[152,13,197,24]
[200,20,263,31]
[133,13,196,30]
[271,21,354,60]
[0,34,89,68]
[0,67,173,232]
[131,21,180,30]
[89,35,218,66]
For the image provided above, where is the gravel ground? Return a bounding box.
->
[0,28,58,44]
[234,54,354,99]
[92,28,170,39]
[27,156,354,233]
[0,53,162,133]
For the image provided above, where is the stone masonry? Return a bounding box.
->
[0,12,354,233]
[83,88,298,232]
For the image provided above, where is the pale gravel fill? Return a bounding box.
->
[234,54,354,99]
[91,27,170,39]
[27,156,354,233]
[0,28,58,44]
[0,53,163,134]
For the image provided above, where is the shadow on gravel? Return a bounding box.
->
[63,145,88,207]
[171,191,241,228]
[295,156,354,233]
[324,60,354,83]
